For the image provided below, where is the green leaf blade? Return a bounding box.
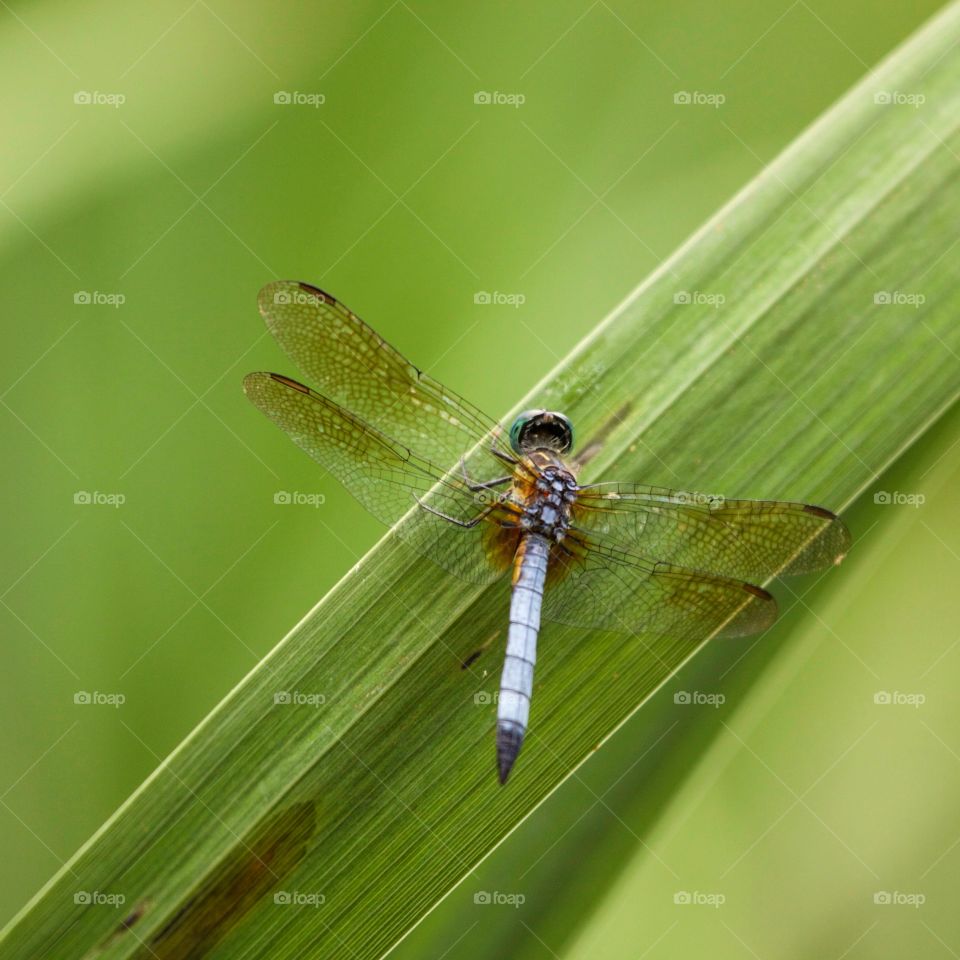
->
[5,4,960,958]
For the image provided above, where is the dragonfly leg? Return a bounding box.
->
[491,447,519,467]
[413,495,493,529]
[458,456,511,492]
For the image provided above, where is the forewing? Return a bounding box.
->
[257,281,512,483]
[572,483,850,582]
[543,536,777,641]
[243,372,507,585]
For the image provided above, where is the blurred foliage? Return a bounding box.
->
[0,0,954,957]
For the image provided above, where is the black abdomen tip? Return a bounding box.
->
[497,721,526,785]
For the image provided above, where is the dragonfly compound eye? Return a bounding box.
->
[508,410,575,455]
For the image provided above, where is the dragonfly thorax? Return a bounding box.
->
[515,457,578,542]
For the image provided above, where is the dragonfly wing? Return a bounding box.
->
[257,281,513,484]
[244,372,508,585]
[572,483,850,582]
[542,535,777,640]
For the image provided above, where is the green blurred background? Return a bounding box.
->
[2,0,956,956]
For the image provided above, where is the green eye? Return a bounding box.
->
[509,410,541,453]
[508,410,574,455]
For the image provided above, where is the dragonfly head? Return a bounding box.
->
[509,409,575,456]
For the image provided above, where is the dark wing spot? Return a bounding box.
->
[269,373,311,394]
[803,504,838,521]
[296,281,333,305]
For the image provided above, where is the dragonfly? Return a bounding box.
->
[244,280,850,784]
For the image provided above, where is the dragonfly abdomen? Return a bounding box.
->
[497,533,550,784]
